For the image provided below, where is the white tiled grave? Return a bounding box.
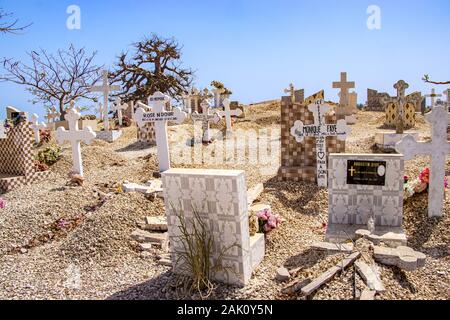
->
[162,168,265,286]
[326,153,405,243]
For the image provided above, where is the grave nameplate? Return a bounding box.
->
[347,160,386,186]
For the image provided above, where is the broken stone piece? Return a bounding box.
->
[131,229,168,244]
[311,241,354,253]
[355,229,407,248]
[281,278,312,295]
[373,245,426,271]
[276,266,291,282]
[158,258,172,267]
[143,216,168,232]
[360,289,376,300]
[139,243,152,252]
[355,260,385,293]
[301,252,361,296]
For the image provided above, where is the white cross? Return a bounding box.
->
[135,92,187,172]
[425,89,442,109]
[191,99,221,143]
[55,109,96,177]
[111,97,128,126]
[212,88,225,108]
[332,72,355,107]
[0,123,6,139]
[31,113,47,144]
[181,92,192,114]
[90,70,120,131]
[290,99,351,187]
[45,107,60,123]
[396,105,450,218]
[217,98,242,133]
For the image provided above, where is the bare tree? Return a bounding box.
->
[0,8,31,34]
[0,44,103,120]
[422,75,450,85]
[109,34,194,102]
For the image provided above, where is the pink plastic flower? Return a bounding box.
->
[419,167,430,184]
[0,198,6,209]
[267,215,278,228]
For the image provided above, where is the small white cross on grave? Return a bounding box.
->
[217,98,242,134]
[31,113,47,144]
[333,72,355,107]
[55,109,96,177]
[111,97,128,126]
[181,92,192,114]
[191,99,221,143]
[90,70,120,131]
[284,83,296,102]
[425,89,442,109]
[0,122,6,139]
[45,107,60,123]
[396,105,450,217]
[135,92,187,172]
[212,88,225,109]
[290,99,351,187]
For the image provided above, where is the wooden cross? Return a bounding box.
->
[45,107,60,123]
[332,72,355,106]
[284,83,296,102]
[217,98,242,134]
[111,97,128,126]
[425,88,442,109]
[381,80,410,134]
[90,70,120,131]
[191,99,221,143]
[290,99,351,187]
[55,109,96,177]
[135,92,187,172]
[31,113,47,144]
[396,105,450,217]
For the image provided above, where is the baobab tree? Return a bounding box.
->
[0,44,103,120]
[109,34,194,102]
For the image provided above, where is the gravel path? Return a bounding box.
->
[0,105,448,300]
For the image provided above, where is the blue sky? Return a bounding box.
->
[0,0,449,119]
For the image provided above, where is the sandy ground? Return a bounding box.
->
[0,103,448,300]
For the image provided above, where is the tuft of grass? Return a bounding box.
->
[171,204,240,299]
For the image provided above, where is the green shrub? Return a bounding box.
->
[36,145,62,166]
